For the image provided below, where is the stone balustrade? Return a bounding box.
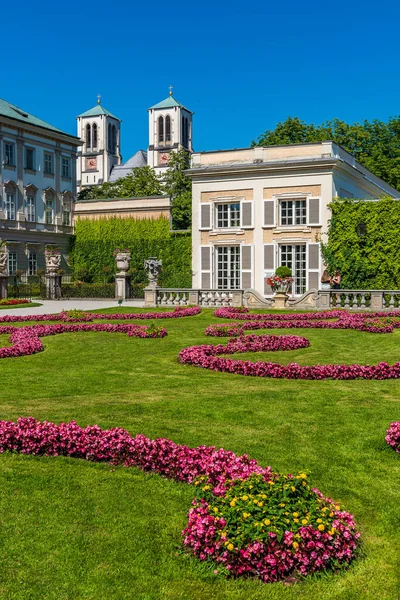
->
[145,288,244,307]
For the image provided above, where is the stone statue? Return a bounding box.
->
[145,257,162,288]
[45,251,62,274]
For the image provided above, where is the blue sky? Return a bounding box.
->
[2,0,400,160]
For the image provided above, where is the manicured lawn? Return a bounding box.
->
[0,308,399,600]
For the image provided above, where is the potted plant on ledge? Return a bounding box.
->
[266,266,294,309]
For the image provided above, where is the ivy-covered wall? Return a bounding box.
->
[69,217,192,287]
[322,197,400,289]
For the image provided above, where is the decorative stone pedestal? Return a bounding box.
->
[0,276,8,300]
[273,292,288,309]
[114,252,131,301]
[144,286,158,307]
[46,274,62,300]
[115,274,130,301]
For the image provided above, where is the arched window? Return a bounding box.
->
[92,123,98,148]
[108,123,112,152]
[44,189,55,225]
[25,184,37,223]
[86,123,91,149]
[165,116,171,143]
[4,181,17,220]
[158,116,164,144]
[112,125,117,154]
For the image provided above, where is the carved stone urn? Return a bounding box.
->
[45,252,61,274]
[0,251,8,277]
[115,252,131,275]
[144,257,162,289]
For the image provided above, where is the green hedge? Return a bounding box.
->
[69,217,192,288]
[322,197,400,289]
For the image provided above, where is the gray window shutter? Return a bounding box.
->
[200,245,212,288]
[264,243,275,295]
[241,201,253,228]
[241,245,253,289]
[200,203,212,230]
[263,200,275,227]
[308,243,320,291]
[308,198,321,225]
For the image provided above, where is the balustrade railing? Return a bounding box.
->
[152,288,244,307]
[318,290,400,310]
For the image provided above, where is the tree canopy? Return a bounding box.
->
[252,116,400,190]
[77,150,192,230]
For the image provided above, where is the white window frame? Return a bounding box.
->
[44,152,53,175]
[62,202,71,226]
[45,199,54,225]
[4,142,15,166]
[62,156,71,178]
[28,251,37,276]
[8,252,17,276]
[279,198,307,227]
[215,245,241,290]
[5,193,16,220]
[215,201,241,229]
[26,195,36,222]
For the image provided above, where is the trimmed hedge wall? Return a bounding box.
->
[322,197,400,289]
[70,217,192,288]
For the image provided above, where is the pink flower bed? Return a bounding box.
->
[0,323,167,359]
[0,417,360,582]
[0,305,200,324]
[210,308,400,335]
[386,422,400,453]
[179,333,400,380]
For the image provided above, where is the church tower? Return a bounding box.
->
[76,96,122,192]
[147,87,193,175]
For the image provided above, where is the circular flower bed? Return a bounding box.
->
[0,417,360,583]
[183,472,359,582]
[179,333,400,380]
[386,422,400,453]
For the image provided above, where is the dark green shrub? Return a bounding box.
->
[275,266,292,278]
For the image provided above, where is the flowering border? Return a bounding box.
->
[0,299,30,307]
[0,306,201,324]
[0,417,359,582]
[386,422,400,453]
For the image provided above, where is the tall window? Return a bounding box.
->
[26,195,36,222]
[86,123,91,149]
[44,152,53,175]
[25,148,35,170]
[280,245,306,295]
[62,156,71,178]
[280,199,307,226]
[45,200,54,224]
[216,203,241,228]
[108,123,112,152]
[4,142,15,166]
[112,125,117,153]
[216,246,241,290]
[158,116,164,143]
[5,193,16,220]
[62,201,71,226]
[165,116,171,143]
[8,252,17,276]
[92,123,98,147]
[28,252,37,276]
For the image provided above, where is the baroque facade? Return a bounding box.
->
[0,98,81,276]
[188,142,398,297]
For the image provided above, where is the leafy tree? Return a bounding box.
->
[161,149,192,230]
[77,152,192,230]
[253,116,400,190]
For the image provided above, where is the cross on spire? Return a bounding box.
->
[97,94,101,105]
[169,85,173,97]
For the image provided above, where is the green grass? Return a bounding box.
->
[0,308,399,600]
[0,302,42,310]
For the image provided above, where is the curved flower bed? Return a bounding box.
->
[179,334,400,380]
[0,306,201,324]
[0,323,167,359]
[209,308,400,335]
[385,422,400,453]
[0,299,30,306]
[0,417,359,582]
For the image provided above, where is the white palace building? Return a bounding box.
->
[188,142,398,298]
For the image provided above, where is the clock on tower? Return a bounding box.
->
[159,152,169,165]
